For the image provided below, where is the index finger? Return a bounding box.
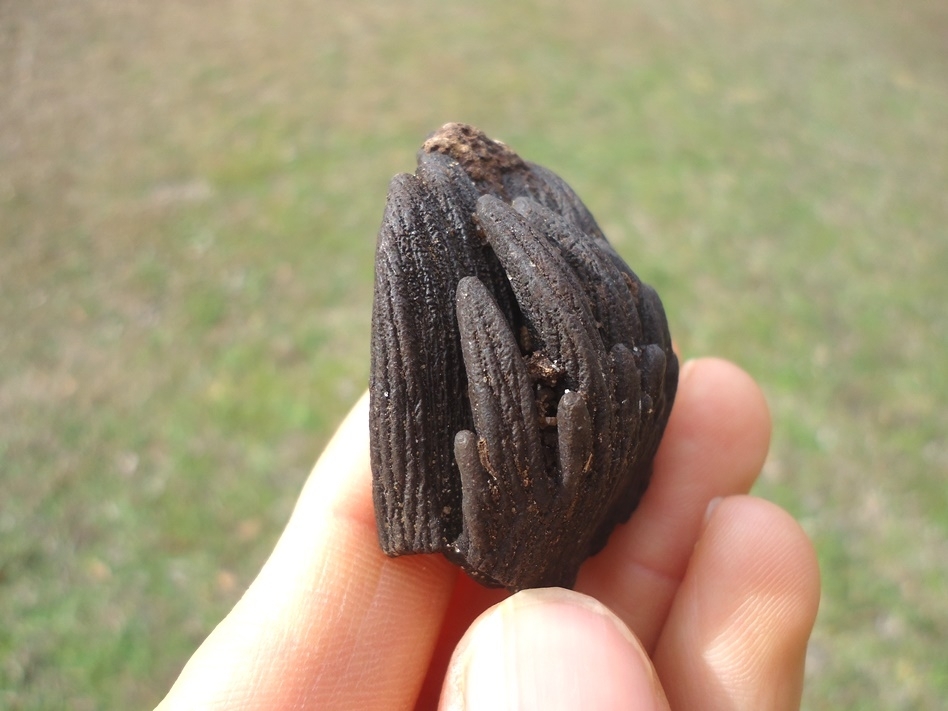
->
[157,391,458,711]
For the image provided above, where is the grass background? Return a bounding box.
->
[1,0,946,708]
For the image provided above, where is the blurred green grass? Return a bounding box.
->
[1,0,946,708]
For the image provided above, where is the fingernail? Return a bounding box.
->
[678,358,696,384]
[441,588,668,710]
[704,496,723,526]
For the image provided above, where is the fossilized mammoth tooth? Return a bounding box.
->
[369,123,678,591]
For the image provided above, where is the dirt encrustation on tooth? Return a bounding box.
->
[421,122,527,199]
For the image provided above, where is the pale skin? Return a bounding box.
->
[155,358,820,710]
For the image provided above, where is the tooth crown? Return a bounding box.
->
[369,123,678,591]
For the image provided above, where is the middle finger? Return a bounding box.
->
[575,357,771,651]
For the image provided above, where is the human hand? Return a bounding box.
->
[155,358,820,710]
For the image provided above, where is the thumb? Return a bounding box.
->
[439,587,670,711]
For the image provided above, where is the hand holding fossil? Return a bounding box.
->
[155,359,820,710]
[154,125,819,711]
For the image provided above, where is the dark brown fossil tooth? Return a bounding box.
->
[511,197,644,349]
[370,123,678,591]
